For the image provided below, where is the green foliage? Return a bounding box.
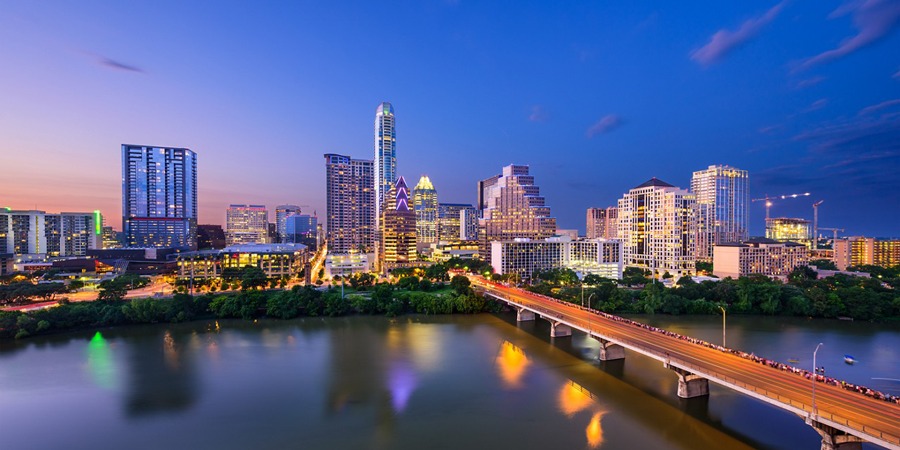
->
[810,259,838,270]
[450,275,471,295]
[240,265,268,291]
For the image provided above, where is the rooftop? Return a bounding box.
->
[633,177,675,189]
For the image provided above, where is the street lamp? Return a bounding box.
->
[812,342,824,419]
[718,306,726,347]
[587,292,596,310]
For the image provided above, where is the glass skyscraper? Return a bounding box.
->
[374,102,396,228]
[122,145,197,250]
[324,153,375,254]
[412,175,438,248]
[690,165,749,262]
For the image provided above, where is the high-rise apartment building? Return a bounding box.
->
[691,165,749,262]
[122,145,197,250]
[586,207,618,239]
[381,176,417,271]
[324,153,375,254]
[275,205,303,244]
[833,237,900,270]
[438,203,476,243]
[412,176,438,249]
[226,205,269,245]
[461,207,479,241]
[0,209,101,256]
[478,164,557,263]
[617,178,696,279]
[374,102,396,227]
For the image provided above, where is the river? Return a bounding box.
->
[0,313,896,450]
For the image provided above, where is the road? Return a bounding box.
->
[466,275,900,450]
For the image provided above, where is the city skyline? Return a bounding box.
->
[2,2,899,236]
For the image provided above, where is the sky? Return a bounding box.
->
[1,1,899,237]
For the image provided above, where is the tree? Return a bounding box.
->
[696,261,713,274]
[240,265,268,291]
[97,280,127,301]
[450,275,471,295]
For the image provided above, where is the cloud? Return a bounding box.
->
[795,76,826,89]
[586,115,623,138]
[97,56,145,73]
[796,0,900,71]
[528,105,549,122]
[759,124,784,134]
[895,69,900,79]
[690,2,786,66]
[803,98,829,113]
[858,98,900,116]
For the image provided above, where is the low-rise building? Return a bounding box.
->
[325,252,373,278]
[176,243,308,280]
[713,238,809,280]
[490,236,623,281]
[833,237,900,270]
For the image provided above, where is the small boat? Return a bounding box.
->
[844,355,857,365]
[787,358,800,364]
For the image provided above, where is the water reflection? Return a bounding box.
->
[86,331,116,389]
[558,381,593,417]
[586,411,606,448]
[496,340,530,389]
[125,328,198,417]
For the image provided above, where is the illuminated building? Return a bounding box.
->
[713,238,809,280]
[176,243,308,280]
[765,217,811,249]
[197,224,226,249]
[430,241,479,262]
[490,236,623,281]
[324,153,375,254]
[412,175,438,250]
[0,209,101,257]
[275,205,302,243]
[617,178,696,279]
[122,145,197,250]
[833,237,900,270]
[691,165,749,261]
[586,207,618,239]
[0,253,12,276]
[226,205,269,245]
[374,102,396,229]
[324,252,372,278]
[380,176,418,272]
[285,215,317,249]
[438,203,476,243]
[101,226,122,249]
[478,164,557,263]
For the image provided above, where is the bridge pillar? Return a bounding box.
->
[593,338,625,361]
[550,322,571,337]
[516,308,535,322]
[809,421,865,450]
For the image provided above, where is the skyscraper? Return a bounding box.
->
[438,203,476,243]
[618,178,696,279]
[412,175,438,250]
[381,176,417,270]
[478,164,557,263]
[226,205,268,245]
[374,102,396,227]
[275,205,303,244]
[324,153,375,254]
[691,165,749,261]
[586,207,618,239]
[122,145,197,250]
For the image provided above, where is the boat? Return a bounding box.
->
[844,354,857,365]
[787,358,800,364]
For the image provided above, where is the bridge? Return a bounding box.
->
[464,274,900,450]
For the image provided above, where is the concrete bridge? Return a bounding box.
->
[467,275,900,450]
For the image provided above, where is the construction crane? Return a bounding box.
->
[818,227,845,242]
[812,200,824,247]
[751,192,811,221]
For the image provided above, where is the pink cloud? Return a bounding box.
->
[691,2,786,66]
[586,115,623,138]
[796,0,900,71]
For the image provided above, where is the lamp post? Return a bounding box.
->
[587,292,596,310]
[812,342,824,419]
[718,306,726,347]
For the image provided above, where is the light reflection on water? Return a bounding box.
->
[86,331,115,390]
[496,340,530,389]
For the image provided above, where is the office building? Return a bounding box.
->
[617,178,696,279]
[691,165,749,262]
[438,203,476,243]
[412,175,438,250]
[101,226,122,249]
[461,207,479,241]
[586,207,618,239]
[713,238,809,280]
[275,205,303,243]
[285,214,318,249]
[478,164,557,263]
[0,209,101,257]
[380,176,417,271]
[0,253,12,276]
[324,153,375,254]
[226,205,269,245]
[197,224,226,249]
[176,243,308,281]
[490,236,623,282]
[833,237,900,270]
[122,144,197,250]
[766,218,811,249]
[374,102,396,227]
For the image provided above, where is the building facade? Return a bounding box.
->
[461,207,479,241]
[478,164,557,263]
[374,102,396,228]
[691,165,749,262]
[586,207,618,239]
[285,214,318,249]
[0,209,101,256]
[176,243,308,281]
[122,144,197,250]
[490,237,623,281]
[101,226,122,249]
[617,178,696,279]
[197,224,226,249]
[226,205,269,245]
[833,237,900,270]
[275,205,303,244]
[713,238,809,280]
[380,176,417,271]
[412,175,438,249]
[438,203,476,243]
[324,153,375,254]
[766,218,811,249]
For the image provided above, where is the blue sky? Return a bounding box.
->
[1,1,899,236]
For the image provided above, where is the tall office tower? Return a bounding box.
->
[412,175,438,249]
[478,164,557,263]
[460,207,479,241]
[617,178,697,279]
[374,102,396,229]
[586,207,618,239]
[0,210,100,256]
[691,165,749,262]
[122,145,197,250]
[324,153,375,254]
[285,214,318,249]
[226,205,269,245]
[438,203,476,243]
[275,205,302,243]
[381,176,417,269]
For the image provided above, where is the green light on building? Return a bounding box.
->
[93,210,102,235]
